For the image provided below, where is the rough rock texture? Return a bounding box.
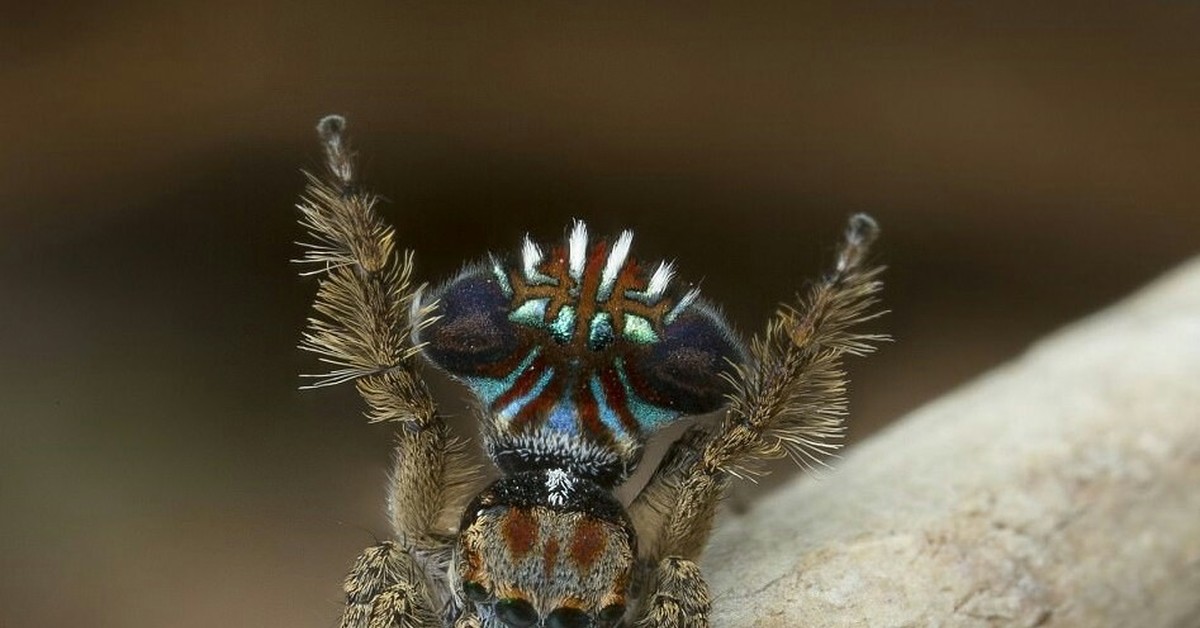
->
[705,258,1200,627]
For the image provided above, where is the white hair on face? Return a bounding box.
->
[521,234,543,280]
[568,220,589,283]
[597,230,634,302]
[645,260,675,302]
[545,468,573,507]
[665,287,701,324]
[489,253,513,297]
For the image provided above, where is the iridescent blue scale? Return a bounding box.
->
[420,221,744,482]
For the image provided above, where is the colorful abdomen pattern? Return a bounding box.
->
[420,222,744,484]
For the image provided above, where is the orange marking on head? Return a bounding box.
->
[570,242,609,338]
[501,508,539,559]
[568,519,609,573]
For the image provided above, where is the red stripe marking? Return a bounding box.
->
[575,378,611,443]
[474,337,535,380]
[599,367,642,436]
[491,353,549,413]
[621,357,670,406]
[510,371,565,431]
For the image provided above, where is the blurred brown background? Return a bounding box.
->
[2,3,1198,627]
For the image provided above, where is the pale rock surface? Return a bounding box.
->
[706,258,1200,627]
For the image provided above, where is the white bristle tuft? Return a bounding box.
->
[568,220,589,282]
[489,253,513,297]
[545,468,573,506]
[521,234,544,281]
[666,286,701,324]
[598,230,634,301]
[646,261,675,301]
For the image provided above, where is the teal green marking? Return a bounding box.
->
[462,348,540,406]
[550,305,576,344]
[588,312,615,351]
[509,298,549,327]
[622,313,659,344]
[614,358,680,430]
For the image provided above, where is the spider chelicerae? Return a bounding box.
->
[296,115,885,628]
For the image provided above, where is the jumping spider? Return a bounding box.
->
[296,116,884,628]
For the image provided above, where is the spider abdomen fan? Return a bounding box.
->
[419,221,745,486]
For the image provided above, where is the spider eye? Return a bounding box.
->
[462,580,490,602]
[547,606,590,628]
[597,603,626,624]
[495,598,539,627]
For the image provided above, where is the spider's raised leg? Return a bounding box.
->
[630,214,886,626]
[298,116,478,628]
[627,427,719,628]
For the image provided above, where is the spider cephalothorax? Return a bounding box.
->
[297,115,885,628]
[456,471,635,627]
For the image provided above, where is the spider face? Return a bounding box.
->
[456,470,635,628]
[420,221,744,486]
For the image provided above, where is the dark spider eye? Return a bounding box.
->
[462,580,489,602]
[597,603,626,624]
[495,598,539,627]
[547,606,590,628]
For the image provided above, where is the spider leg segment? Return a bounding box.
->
[634,557,712,628]
[341,542,441,628]
[630,214,886,625]
[297,116,479,628]
[627,430,723,627]
[451,614,482,628]
[627,426,712,563]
